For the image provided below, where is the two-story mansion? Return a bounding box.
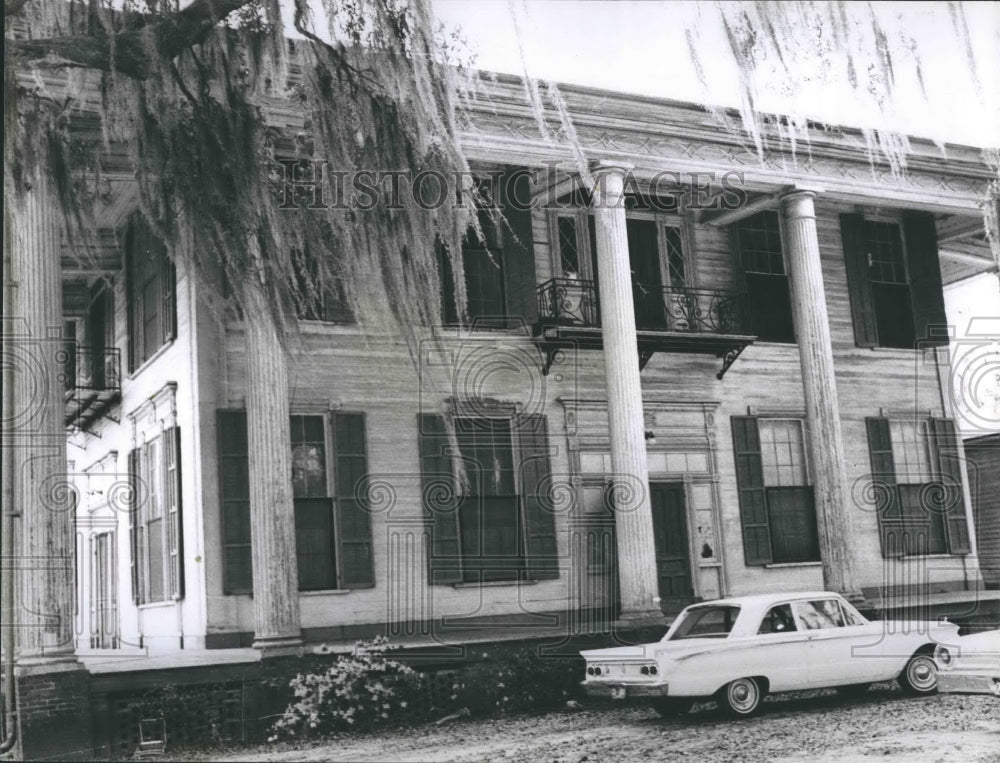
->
[42,75,995,655]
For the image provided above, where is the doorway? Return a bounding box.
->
[649,482,694,612]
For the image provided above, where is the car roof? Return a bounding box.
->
[687,591,844,609]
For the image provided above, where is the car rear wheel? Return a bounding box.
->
[717,677,764,717]
[899,653,938,695]
[651,698,694,718]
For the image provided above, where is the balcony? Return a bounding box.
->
[533,278,756,378]
[64,346,122,430]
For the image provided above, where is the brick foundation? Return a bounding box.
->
[15,664,93,761]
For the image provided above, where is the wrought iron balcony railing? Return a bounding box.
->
[64,346,122,429]
[537,278,750,335]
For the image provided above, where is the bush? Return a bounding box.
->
[270,636,427,739]
[445,644,583,716]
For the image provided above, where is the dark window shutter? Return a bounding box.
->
[418,414,463,584]
[500,166,537,328]
[865,417,901,557]
[125,222,139,372]
[930,418,971,554]
[128,448,140,604]
[903,212,949,347]
[218,410,253,594]
[166,426,184,599]
[515,414,559,580]
[161,251,177,343]
[333,413,375,587]
[731,416,772,565]
[840,213,879,347]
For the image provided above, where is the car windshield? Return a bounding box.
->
[668,605,741,640]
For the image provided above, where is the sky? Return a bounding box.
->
[431,1,1000,149]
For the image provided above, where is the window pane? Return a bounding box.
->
[290,415,327,498]
[664,226,686,286]
[863,221,907,284]
[294,498,337,590]
[147,518,164,602]
[669,605,740,639]
[557,216,580,276]
[889,420,932,483]
[737,211,784,276]
[759,419,807,486]
[766,486,820,563]
[463,248,505,321]
[795,599,847,629]
[758,603,797,634]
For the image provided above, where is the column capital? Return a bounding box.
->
[780,188,819,220]
[590,159,635,179]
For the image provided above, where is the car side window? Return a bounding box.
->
[794,599,847,630]
[758,604,797,634]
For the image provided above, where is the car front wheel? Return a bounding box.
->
[718,677,764,717]
[899,653,938,695]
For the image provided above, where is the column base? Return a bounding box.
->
[252,634,304,657]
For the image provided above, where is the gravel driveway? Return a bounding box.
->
[189,685,999,763]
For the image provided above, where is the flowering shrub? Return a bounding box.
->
[445,645,582,716]
[270,636,427,739]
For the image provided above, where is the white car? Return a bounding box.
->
[934,629,1000,696]
[581,591,960,717]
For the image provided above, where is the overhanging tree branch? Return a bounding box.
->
[11,0,253,78]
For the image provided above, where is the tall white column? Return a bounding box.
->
[781,190,861,599]
[11,167,78,663]
[591,162,661,620]
[243,273,302,650]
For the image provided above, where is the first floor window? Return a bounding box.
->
[129,427,183,603]
[216,410,374,594]
[732,416,819,565]
[418,412,559,584]
[865,416,970,557]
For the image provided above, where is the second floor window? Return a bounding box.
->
[126,217,176,371]
[734,211,795,343]
[840,212,948,349]
[732,416,819,566]
[440,168,536,328]
[291,248,354,324]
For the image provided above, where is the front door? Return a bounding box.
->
[650,482,693,612]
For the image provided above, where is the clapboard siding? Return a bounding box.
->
[207,196,970,632]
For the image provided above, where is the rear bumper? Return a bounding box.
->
[937,671,1000,696]
[583,681,670,699]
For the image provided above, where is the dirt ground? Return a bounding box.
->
[183,684,999,763]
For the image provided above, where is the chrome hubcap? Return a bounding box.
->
[909,657,936,689]
[729,679,758,711]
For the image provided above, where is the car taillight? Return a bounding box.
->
[649,665,658,676]
[640,666,649,675]
[586,666,595,676]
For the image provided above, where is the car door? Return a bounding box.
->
[792,598,871,686]
[748,602,810,691]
